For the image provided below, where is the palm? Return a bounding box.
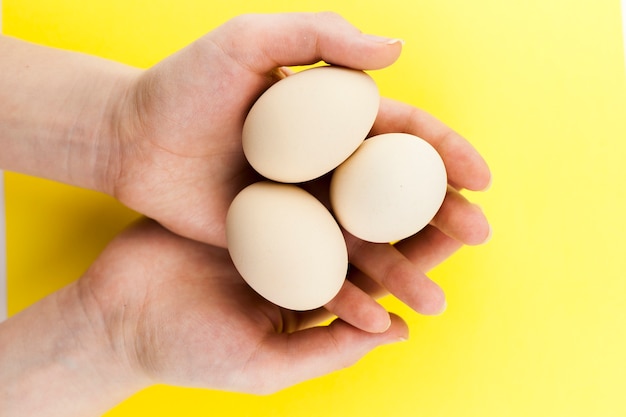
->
[83,219,406,393]
[109,13,408,247]
[113,51,270,247]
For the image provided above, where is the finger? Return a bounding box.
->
[340,225,464,302]
[323,278,391,333]
[340,207,487,315]
[247,314,408,394]
[430,187,492,246]
[292,274,390,334]
[208,12,403,73]
[372,97,492,192]
[345,267,387,300]
[345,232,447,315]
[394,225,464,272]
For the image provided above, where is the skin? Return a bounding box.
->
[0,12,492,416]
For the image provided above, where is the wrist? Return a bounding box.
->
[0,280,149,416]
[0,35,140,194]
[77,67,141,196]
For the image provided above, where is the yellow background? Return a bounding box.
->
[3,0,626,416]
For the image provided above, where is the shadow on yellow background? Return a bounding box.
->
[3,1,626,416]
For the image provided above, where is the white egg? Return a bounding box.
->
[242,66,379,183]
[226,181,348,311]
[330,133,448,243]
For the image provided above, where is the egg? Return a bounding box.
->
[330,133,448,243]
[226,181,348,311]
[242,66,379,183]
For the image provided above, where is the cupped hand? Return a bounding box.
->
[109,12,491,324]
[0,210,487,415]
[111,12,404,247]
[80,218,408,394]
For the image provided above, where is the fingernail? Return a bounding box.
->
[370,314,393,334]
[363,34,405,46]
[470,204,492,245]
[481,175,493,192]
[481,224,493,245]
[382,315,392,332]
[384,335,408,345]
[435,300,447,316]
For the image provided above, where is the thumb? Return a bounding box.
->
[205,12,403,72]
[247,314,409,394]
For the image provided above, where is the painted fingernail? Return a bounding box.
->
[363,34,405,45]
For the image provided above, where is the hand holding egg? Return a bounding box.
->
[227,66,453,311]
[0,12,492,404]
[111,8,489,333]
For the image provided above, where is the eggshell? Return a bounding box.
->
[242,66,379,183]
[330,133,447,243]
[226,181,348,311]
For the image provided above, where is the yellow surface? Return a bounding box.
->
[3,1,626,416]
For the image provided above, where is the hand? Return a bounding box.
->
[109,12,491,319]
[1,10,491,333]
[82,219,411,393]
[1,11,491,417]
[2,199,488,416]
[0,12,489,253]
[110,12,406,247]
[0,218,409,417]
